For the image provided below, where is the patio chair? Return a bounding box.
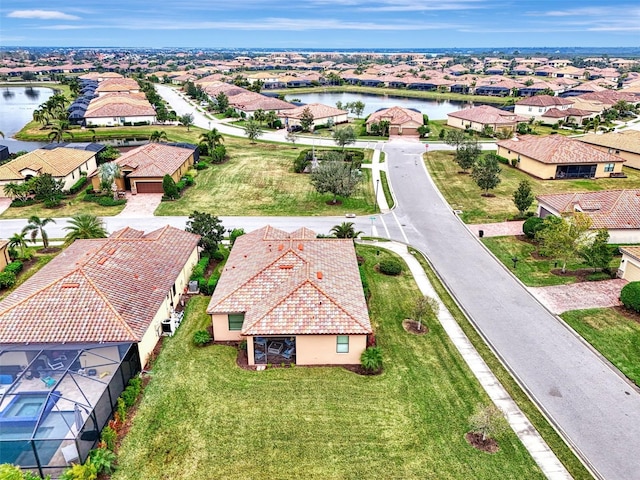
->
[41,376,56,388]
[282,347,295,360]
[39,355,64,370]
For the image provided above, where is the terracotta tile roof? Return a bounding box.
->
[516,95,573,107]
[0,226,200,344]
[79,72,124,81]
[207,226,372,336]
[85,93,156,119]
[0,147,95,181]
[621,246,640,263]
[536,190,640,229]
[279,103,347,120]
[448,105,528,125]
[366,106,423,126]
[115,143,194,178]
[229,92,295,112]
[579,130,640,155]
[541,107,592,119]
[497,135,625,165]
[95,78,140,94]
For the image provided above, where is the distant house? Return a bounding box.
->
[497,135,625,180]
[366,106,423,136]
[206,226,373,366]
[536,190,640,243]
[578,130,640,170]
[447,105,527,134]
[514,95,573,118]
[278,103,348,130]
[619,247,640,281]
[0,147,97,196]
[94,78,141,96]
[84,93,156,127]
[90,143,197,194]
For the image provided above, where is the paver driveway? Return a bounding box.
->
[529,279,628,314]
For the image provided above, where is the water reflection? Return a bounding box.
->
[24,87,40,100]
[2,89,14,99]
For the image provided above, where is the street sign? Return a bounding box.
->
[425,143,429,150]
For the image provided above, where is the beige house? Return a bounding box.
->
[447,105,527,134]
[95,78,141,96]
[579,130,640,170]
[0,226,200,366]
[279,103,348,130]
[0,147,97,197]
[514,95,574,118]
[536,190,640,244]
[497,135,625,180]
[207,226,372,366]
[619,247,640,282]
[84,93,156,127]
[366,106,423,136]
[90,143,196,194]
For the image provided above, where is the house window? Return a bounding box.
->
[604,163,615,172]
[336,335,349,353]
[228,313,244,331]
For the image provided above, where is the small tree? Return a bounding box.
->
[580,229,612,272]
[471,153,501,195]
[469,403,508,441]
[22,215,56,249]
[536,213,593,273]
[330,222,363,239]
[299,106,315,132]
[333,126,357,151]
[455,138,481,173]
[215,92,229,112]
[162,174,179,199]
[243,119,263,143]
[310,159,362,204]
[229,228,245,246]
[513,179,534,216]
[32,173,64,203]
[185,211,225,255]
[412,295,439,331]
[444,130,467,152]
[180,113,194,131]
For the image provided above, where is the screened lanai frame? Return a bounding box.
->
[0,343,141,478]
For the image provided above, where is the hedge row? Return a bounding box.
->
[68,176,88,195]
[83,193,127,207]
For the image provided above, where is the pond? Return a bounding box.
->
[0,85,53,152]
[281,91,473,120]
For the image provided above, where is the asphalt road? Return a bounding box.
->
[384,141,640,480]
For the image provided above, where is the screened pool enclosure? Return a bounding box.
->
[0,343,140,478]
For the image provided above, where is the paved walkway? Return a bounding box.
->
[115,192,163,218]
[467,221,525,238]
[530,279,628,314]
[0,198,11,216]
[373,241,572,480]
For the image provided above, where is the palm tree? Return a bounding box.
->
[64,214,108,242]
[330,222,363,239]
[264,110,278,128]
[47,120,73,143]
[22,215,56,249]
[3,182,30,202]
[252,109,266,125]
[199,128,224,154]
[97,162,122,197]
[243,119,263,144]
[8,232,29,259]
[149,130,168,142]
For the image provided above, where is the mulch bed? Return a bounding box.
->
[465,432,499,453]
[325,200,343,206]
[480,193,496,198]
[38,247,61,254]
[613,305,640,324]
[402,319,429,335]
[549,268,609,283]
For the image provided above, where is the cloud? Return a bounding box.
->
[7,10,80,20]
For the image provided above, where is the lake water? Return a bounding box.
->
[282,91,473,120]
[0,86,53,153]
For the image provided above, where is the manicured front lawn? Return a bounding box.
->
[0,249,59,301]
[481,236,620,287]
[425,151,640,224]
[561,308,640,387]
[0,190,126,219]
[156,138,376,216]
[113,246,543,480]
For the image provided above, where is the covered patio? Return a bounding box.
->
[251,337,296,365]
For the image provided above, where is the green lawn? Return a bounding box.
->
[113,246,543,480]
[561,308,640,387]
[425,151,640,224]
[155,138,376,216]
[0,249,59,302]
[0,190,127,219]
[481,236,620,287]
[379,171,394,209]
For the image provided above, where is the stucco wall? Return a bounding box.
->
[85,115,156,127]
[620,256,640,282]
[211,314,243,341]
[585,144,640,170]
[295,335,367,365]
[608,229,640,244]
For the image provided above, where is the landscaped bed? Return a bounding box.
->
[113,246,544,480]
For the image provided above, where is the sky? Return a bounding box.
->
[0,0,639,49]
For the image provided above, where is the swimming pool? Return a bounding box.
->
[0,391,60,428]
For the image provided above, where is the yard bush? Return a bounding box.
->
[523,216,545,239]
[379,259,402,276]
[587,272,612,282]
[100,425,117,451]
[194,162,209,170]
[59,461,98,480]
[89,447,117,475]
[210,145,227,164]
[44,197,62,208]
[360,346,383,372]
[190,256,210,280]
[68,176,88,195]
[359,265,370,300]
[193,329,212,346]
[4,261,23,275]
[121,377,142,409]
[0,271,17,289]
[620,282,640,313]
[83,193,126,207]
[10,198,37,208]
[293,150,312,173]
[181,174,194,186]
[206,273,220,294]
[212,250,225,261]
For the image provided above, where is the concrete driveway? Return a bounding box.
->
[115,193,163,218]
[529,279,628,314]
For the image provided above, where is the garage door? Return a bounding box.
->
[401,127,419,136]
[135,181,163,193]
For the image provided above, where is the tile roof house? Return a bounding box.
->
[447,105,528,134]
[0,147,97,197]
[366,106,423,136]
[206,226,372,366]
[0,226,200,365]
[619,246,640,282]
[497,135,625,180]
[578,130,640,170]
[83,92,156,127]
[514,95,573,118]
[89,143,197,194]
[278,103,348,130]
[536,190,640,243]
[94,78,141,96]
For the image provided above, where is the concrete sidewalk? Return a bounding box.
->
[371,241,572,480]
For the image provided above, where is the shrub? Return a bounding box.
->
[44,198,62,208]
[175,180,186,192]
[59,461,98,480]
[193,329,212,346]
[69,176,88,194]
[620,282,640,313]
[182,174,194,186]
[294,150,312,173]
[212,250,225,261]
[162,174,179,200]
[85,187,95,195]
[211,145,227,164]
[116,397,126,424]
[4,261,23,275]
[83,194,126,207]
[121,377,142,408]
[190,256,210,280]
[494,155,509,165]
[229,228,245,247]
[360,346,383,372]
[359,265,370,300]
[10,198,37,207]
[523,216,545,239]
[0,271,17,289]
[207,274,219,294]
[89,447,117,475]
[587,272,612,282]
[379,259,402,276]
[194,162,209,170]
[100,425,117,451]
